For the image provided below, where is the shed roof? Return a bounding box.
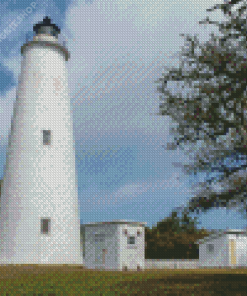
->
[82,220,147,227]
[196,229,247,244]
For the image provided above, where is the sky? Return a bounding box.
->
[0,0,247,231]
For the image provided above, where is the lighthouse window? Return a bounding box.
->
[128,236,135,244]
[41,218,50,234]
[43,130,51,145]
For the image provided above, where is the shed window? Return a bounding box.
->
[128,236,135,244]
[94,233,106,242]
[207,244,214,253]
[41,218,50,234]
[43,130,51,145]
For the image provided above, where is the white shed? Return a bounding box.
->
[82,220,147,271]
[196,229,247,268]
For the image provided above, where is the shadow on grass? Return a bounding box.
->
[112,273,247,295]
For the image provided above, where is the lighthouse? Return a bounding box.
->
[0,17,83,265]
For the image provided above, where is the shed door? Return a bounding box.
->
[230,239,236,265]
[102,249,107,265]
[95,234,106,265]
[95,241,104,264]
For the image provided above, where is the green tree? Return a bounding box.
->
[206,0,245,16]
[145,212,212,259]
[154,0,247,219]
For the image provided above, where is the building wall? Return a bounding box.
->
[232,234,247,266]
[83,223,145,271]
[81,228,247,270]
[199,235,229,267]
[199,233,247,268]
[84,224,119,270]
[119,224,145,270]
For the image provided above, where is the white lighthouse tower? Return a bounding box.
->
[0,17,83,265]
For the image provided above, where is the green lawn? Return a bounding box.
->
[0,265,246,295]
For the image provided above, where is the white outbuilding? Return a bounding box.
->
[81,220,147,271]
[197,229,247,268]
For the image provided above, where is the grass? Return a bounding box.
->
[0,265,246,295]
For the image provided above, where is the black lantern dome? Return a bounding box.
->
[33,16,60,38]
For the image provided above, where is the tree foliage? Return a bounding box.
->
[154,0,247,218]
[145,211,212,259]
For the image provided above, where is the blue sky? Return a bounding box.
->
[0,0,247,231]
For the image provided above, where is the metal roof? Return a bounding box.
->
[82,220,147,227]
[196,229,247,244]
[33,16,60,35]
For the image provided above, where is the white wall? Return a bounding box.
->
[81,228,247,270]
[145,259,199,269]
[84,224,119,270]
[199,235,229,267]
[0,33,82,265]
[119,224,145,271]
[235,234,247,266]
[83,223,145,271]
[199,233,247,268]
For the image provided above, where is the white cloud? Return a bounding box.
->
[0,0,228,142]
[82,171,191,209]
[1,54,22,85]
[65,0,228,139]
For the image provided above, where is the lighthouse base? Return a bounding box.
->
[0,252,83,265]
[0,258,84,265]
